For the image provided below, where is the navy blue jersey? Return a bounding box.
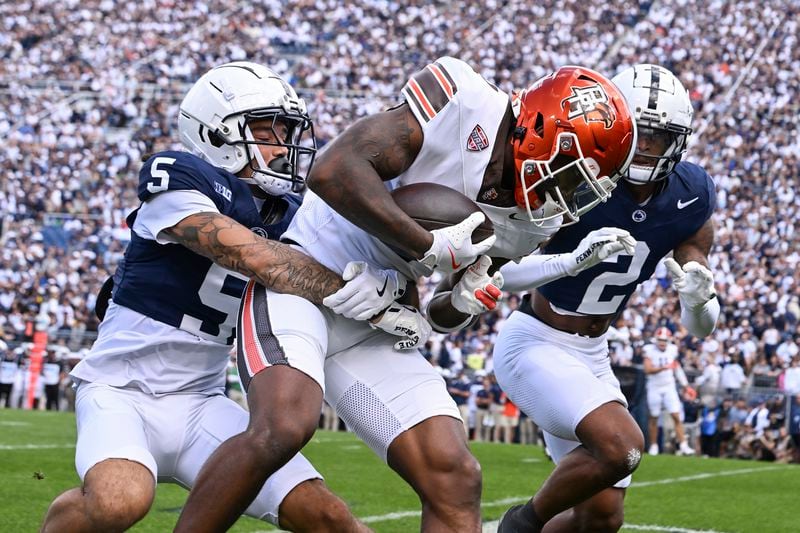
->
[538,162,715,316]
[113,151,300,344]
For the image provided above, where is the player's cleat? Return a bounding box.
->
[648,443,659,456]
[679,441,695,456]
[498,502,544,533]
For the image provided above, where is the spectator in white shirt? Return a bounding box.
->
[720,353,748,397]
[745,400,771,437]
[776,337,799,366]
[783,357,800,395]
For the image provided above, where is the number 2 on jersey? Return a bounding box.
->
[576,241,650,315]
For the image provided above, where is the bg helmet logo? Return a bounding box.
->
[563,84,616,129]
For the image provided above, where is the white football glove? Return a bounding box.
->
[561,227,637,276]
[369,303,432,350]
[451,256,504,315]
[664,258,716,308]
[323,261,407,321]
[420,212,496,275]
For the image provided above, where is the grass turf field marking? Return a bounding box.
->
[361,465,783,524]
[480,520,727,533]
[622,525,727,532]
[0,443,75,450]
[629,465,784,487]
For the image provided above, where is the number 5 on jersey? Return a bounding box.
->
[147,157,176,194]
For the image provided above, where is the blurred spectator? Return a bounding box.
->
[447,368,472,437]
[489,375,504,442]
[790,395,800,463]
[681,387,703,456]
[746,399,771,437]
[473,375,492,442]
[720,353,747,397]
[41,348,65,410]
[517,411,539,446]
[716,398,736,458]
[783,357,800,394]
[700,401,721,458]
[0,341,17,407]
[498,394,520,444]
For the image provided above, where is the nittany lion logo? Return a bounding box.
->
[563,84,616,129]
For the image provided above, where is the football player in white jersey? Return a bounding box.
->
[40,62,413,532]
[495,64,719,532]
[177,57,638,532]
[644,327,694,456]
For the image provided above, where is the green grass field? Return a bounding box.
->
[2,409,797,532]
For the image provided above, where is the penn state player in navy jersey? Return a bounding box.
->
[495,64,720,532]
[41,62,414,533]
[112,151,301,347]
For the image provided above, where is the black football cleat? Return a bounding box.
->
[497,503,543,533]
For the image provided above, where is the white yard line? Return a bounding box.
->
[362,510,421,523]
[630,465,784,487]
[622,525,728,533]
[481,520,728,533]
[362,465,782,525]
[0,443,75,450]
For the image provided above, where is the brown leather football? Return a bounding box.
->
[390,183,494,243]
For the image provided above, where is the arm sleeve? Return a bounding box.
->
[674,364,689,387]
[680,295,720,338]
[498,252,571,292]
[132,189,220,245]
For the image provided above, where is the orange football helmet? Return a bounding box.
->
[655,327,673,341]
[512,66,636,224]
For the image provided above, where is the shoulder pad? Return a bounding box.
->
[675,161,716,220]
[137,151,232,204]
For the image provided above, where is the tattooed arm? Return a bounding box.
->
[306,103,432,259]
[164,212,343,304]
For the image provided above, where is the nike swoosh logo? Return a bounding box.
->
[677,197,699,209]
[448,247,462,270]
[376,276,389,297]
[508,212,530,221]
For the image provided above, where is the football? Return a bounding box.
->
[390,183,494,243]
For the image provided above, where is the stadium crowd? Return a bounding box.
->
[1,0,799,463]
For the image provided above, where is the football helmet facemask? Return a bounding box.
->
[512,66,637,225]
[612,64,693,184]
[178,61,316,195]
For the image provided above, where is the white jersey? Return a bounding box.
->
[643,343,679,388]
[42,362,62,385]
[1,360,18,384]
[283,56,559,276]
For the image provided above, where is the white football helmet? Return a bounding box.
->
[611,64,693,184]
[178,61,316,195]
